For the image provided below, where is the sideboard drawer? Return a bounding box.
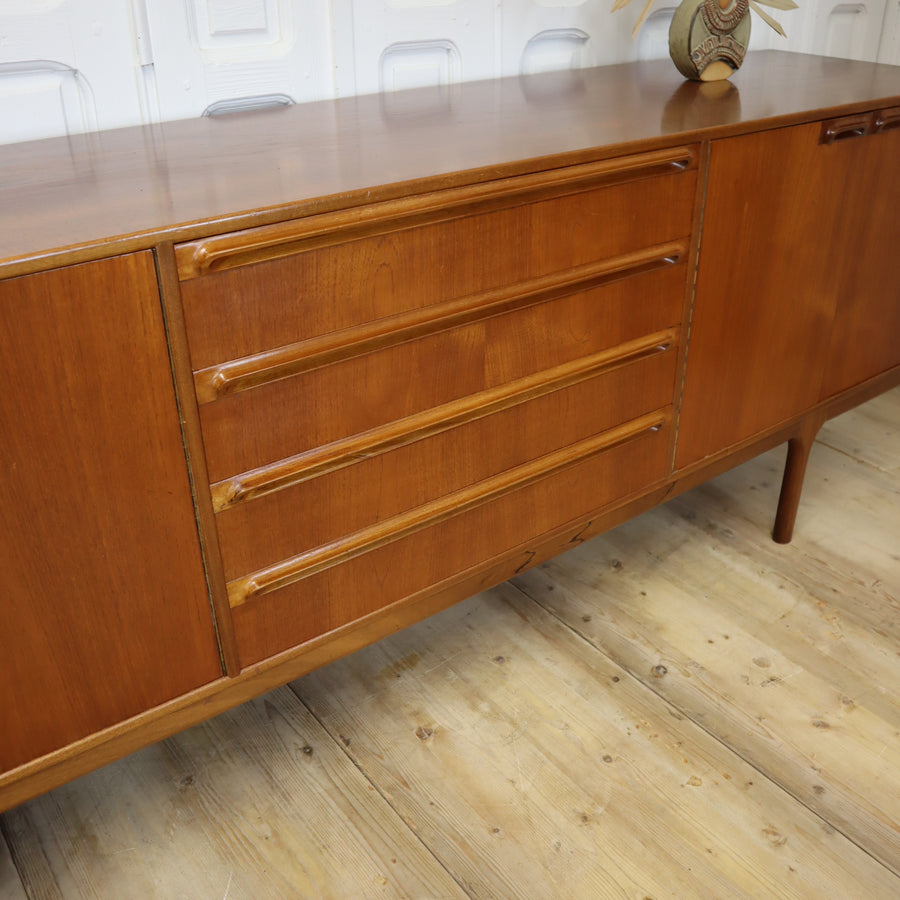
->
[214,345,678,582]
[198,263,687,482]
[229,411,672,667]
[176,147,697,371]
[177,148,697,672]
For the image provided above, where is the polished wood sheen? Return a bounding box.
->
[178,151,693,667]
[174,147,698,279]
[192,243,686,405]
[772,413,826,544]
[819,117,900,397]
[1,52,899,813]
[0,254,222,773]
[197,271,686,483]
[227,412,669,606]
[2,393,897,896]
[178,172,696,372]
[155,243,242,676]
[675,122,849,467]
[231,418,672,667]
[675,115,900,470]
[1,53,900,280]
[210,339,677,528]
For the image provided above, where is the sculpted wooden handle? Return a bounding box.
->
[209,328,679,513]
[175,148,697,279]
[226,409,670,607]
[193,243,687,405]
[820,114,872,144]
[874,108,900,133]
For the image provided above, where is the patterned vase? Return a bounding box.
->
[669,0,752,82]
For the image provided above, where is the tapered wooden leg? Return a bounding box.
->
[772,415,824,544]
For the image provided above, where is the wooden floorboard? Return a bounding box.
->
[513,392,900,877]
[817,387,900,475]
[294,582,898,899]
[1,387,897,897]
[0,828,27,900]
[0,689,465,899]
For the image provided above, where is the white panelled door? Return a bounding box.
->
[806,1,888,60]
[330,0,497,98]
[499,0,620,76]
[747,1,889,60]
[0,0,144,145]
[0,1,897,147]
[498,0,682,74]
[880,0,900,62]
[142,0,334,120]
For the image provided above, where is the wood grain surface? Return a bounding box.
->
[676,117,900,469]
[816,387,900,475]
[1,387,897,897]
[179,171,694,372]
[174,146,697,280]
[298,588,898,898]
[0,835,26,900]
[0,254,222,773]
[191,245,686,406]
[214,352,677,580]
[197,271,685,483]
[3,51,899,870]
[1,53,899,279]
[819,123,900,398]
[675,122,845,467]
[230,418,671,667]
[1,690,466,900]
[515,388,900,876]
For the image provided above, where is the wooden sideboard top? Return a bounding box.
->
[2,51,899,279]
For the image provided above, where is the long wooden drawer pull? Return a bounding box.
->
[210,328,678,512]
[194,242,686,403]
[226,409,669,608]
[176,146,696,279]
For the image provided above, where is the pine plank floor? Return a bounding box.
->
[1,387,897,898]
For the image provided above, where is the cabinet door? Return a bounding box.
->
[675,122,857,469]
[819,111,900,398]
[0,253,222,775]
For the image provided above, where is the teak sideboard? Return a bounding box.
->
[2,52,899,813]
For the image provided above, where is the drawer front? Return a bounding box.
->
[178,151,698,670]
[177,147,697,370]
[230,415,672,668]
[214,347,678,582]
[199,264,687,482]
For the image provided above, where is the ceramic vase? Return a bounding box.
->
[669,0,752,82]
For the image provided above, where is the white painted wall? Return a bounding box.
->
[1,1,898,145]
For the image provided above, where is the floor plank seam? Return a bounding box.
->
[510,578,900,881]
[814,437,895,475]
[286,682,475,899]
[0,814,27,898]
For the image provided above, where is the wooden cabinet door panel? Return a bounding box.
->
[0,254,222,774]
[675,123,853,468]
[820,119,900,397]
